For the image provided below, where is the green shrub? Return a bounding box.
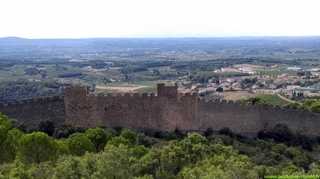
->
[67,133,95,156]
[18,132,58,163]
[85,128,108,151]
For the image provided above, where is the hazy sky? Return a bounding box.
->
[0,0,319,38]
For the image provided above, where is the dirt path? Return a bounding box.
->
[276,94,300,104]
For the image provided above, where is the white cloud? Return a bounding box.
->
[0,0,319,38]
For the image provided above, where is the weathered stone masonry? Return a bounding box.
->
[0,96,65,129]
[1,84,320,136]
[64,84,320,136]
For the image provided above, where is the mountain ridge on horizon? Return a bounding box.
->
[2,36,320,41]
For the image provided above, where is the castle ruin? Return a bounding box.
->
[1,83,320,137]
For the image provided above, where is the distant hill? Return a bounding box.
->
[0,37,28,44]
[0,36,27,40]
[1,36,320,61]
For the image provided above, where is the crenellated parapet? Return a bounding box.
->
[65,84,320,118]
[3,83,320,137]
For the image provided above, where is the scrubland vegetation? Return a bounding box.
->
[242,94,290,106]
[1,114,320,178]
[286,99,320,113]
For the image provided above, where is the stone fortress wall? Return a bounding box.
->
[64,84,320,136]
[0,96,65,129]
[1,83,320,136]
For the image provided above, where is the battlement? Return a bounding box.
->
[63,84,320,137]
[2,83,320,137]
[63,84,317,114]
[64,83,197,103]
[65,83,178,96]
[64,85,89,97]
[157,83,178,98]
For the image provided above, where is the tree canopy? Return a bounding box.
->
[0,114,319,178]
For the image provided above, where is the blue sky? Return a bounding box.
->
[0,0,319,38]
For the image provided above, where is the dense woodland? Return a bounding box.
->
[1,114,320,178]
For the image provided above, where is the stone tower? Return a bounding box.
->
[157,83,178,98]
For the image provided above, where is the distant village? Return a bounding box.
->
[178,64,320,101]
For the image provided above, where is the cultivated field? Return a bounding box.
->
[222,91,257,101]
[95,85,148,93]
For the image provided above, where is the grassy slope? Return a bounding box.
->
[256,94,290,106]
